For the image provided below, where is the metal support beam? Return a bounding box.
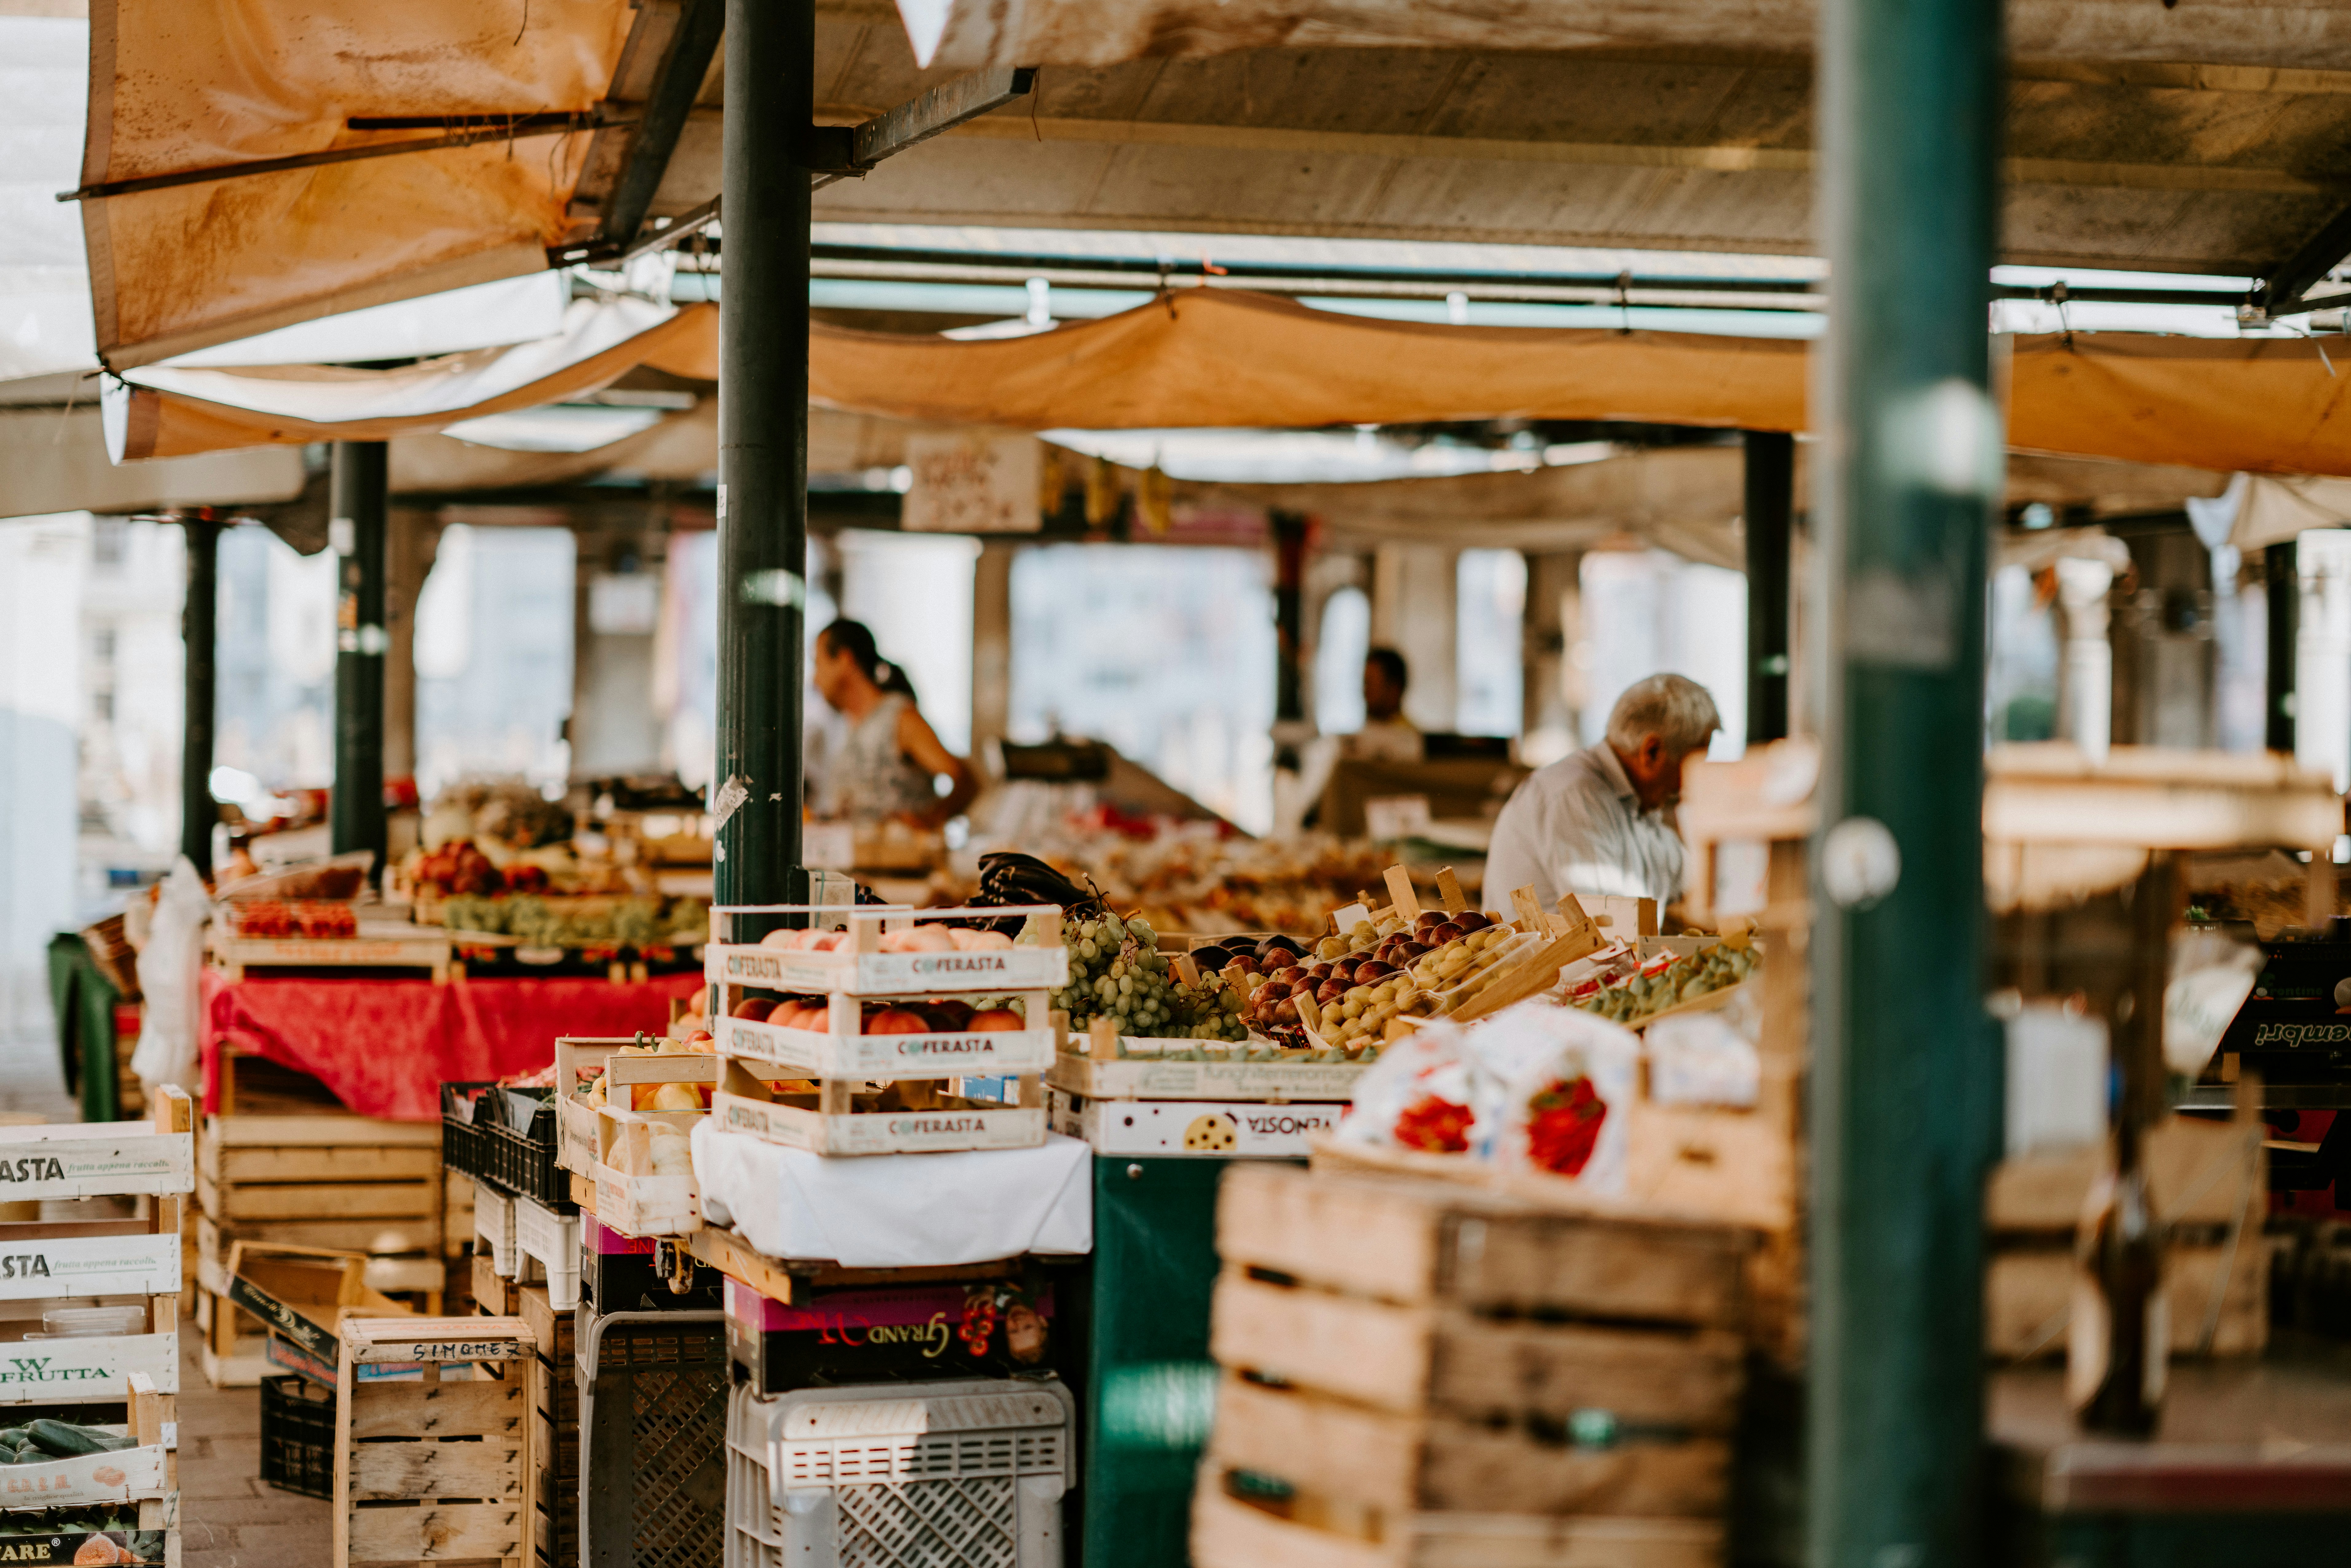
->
[2269,540,2300,754]
[179,515,219,877]
[2261,205,2351,315]
[1744,431,1795,745]
[716,0,812,914]
[329,442,389,880]
[1271,512,1309,730]
[597,0,724,252]
[809,68,1037,190]
[58,114,620,204]
[1811,0,2003,1562]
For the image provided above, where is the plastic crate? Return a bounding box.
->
[441,1081,497,1187]
[259,1373,335,1500]
[487,1086,576,1211]
[580,1310,732,1568]
[724,1376,1073,1568]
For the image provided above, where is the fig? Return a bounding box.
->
[1258,934,1306,961]
[1353,959,1395,985]
[1224,954,1261,977]
[1431,921,1466,945]
[1455,911,1493,933]
[1316,978,1348,1004]
[1392,940,1431,963]
[1415,910,1449,933]
[1271,997,1300,1024]
[1271,965,1310,988]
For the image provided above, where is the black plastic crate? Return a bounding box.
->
[485,1086,575,1212]
[440,1081,498,1187]
[581,1312,729,1568]
[259,1374,334,1500]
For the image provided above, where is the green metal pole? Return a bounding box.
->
[716,0,811,911]
[1744,431,1795,745]
[179,514,219,876]
[330,441,389,879]
[1811,0,2004,1560]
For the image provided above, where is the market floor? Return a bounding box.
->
[177,1333,324,1567]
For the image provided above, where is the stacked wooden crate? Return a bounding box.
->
[1986,1107,2269,1359]
[195,1056,453,1385]
[332,1316,532,1568]
[1194,1165,1751,1568]
[474,1271,578,1568]
[0,1092,193,1565]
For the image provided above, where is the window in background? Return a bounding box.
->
[1456,549,1527,737]
[1314,584,1369,735]
[834,530,980,755]
[1010,544,1277,833]
[215,522,336,790]
[1576,549,1747,758]
[414,525,576,801]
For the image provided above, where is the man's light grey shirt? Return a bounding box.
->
[1483,743,1686,911]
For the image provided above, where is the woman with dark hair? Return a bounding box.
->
[810,619,979,826]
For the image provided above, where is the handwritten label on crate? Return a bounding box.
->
[0,1127,192,1201]
[0,1443,171,1508]
[0,1333,177,1402]
[347,1335,530,1366]
[0,1234,178,1303]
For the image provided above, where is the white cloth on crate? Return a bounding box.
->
[690,1122,1092,1269]
[1483,742,1686,913]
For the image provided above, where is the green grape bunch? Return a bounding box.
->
[1049,912,1190,1037]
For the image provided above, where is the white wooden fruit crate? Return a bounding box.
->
[590,1103,703,1238]
[0,1091,191,1406]
[715,1002,1055,1083]
[709,1060,1048,1157]
[554,1037,721,1177]
[705,905,1068,997]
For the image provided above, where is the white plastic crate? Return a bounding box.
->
[724,1378,1073,1568]
[512,1194,582,1310]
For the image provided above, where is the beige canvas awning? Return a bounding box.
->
[106,300,711,460]
[76,0,632,368]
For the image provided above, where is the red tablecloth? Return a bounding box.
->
[200,969,702,1121]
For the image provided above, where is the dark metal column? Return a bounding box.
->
[179,514,220,876]
[1271,511,1309,728]
[329,441,389,877]
[1811,0,2003,1561]
[1744,430,1796,744]
[2268,539,2299,755]
[716,0,812,910]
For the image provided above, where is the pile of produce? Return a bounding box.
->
[0,1420,138,1462]
[962,828,1399,939]
[1568,937,1758,1026]
[424,778,573,851]
[1201,908,1529,1051]
[729,994,1027,1033]
[410,840,504,897]
[225,899,357,939]
[439,892,707,949]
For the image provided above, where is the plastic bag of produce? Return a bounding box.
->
[130,857,211,1091]
[1646,985,1762,1108]
[1464,1001,1639,1190]
[1336,1020,1479,1154]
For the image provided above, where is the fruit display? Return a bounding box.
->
[958,829,1400,939]
[225,899,357,939]
[410,839,503,897]
[1048,912,1182,1035]
[732,994,1028,1033]
[1198,909,1531,1052]
[438,892,707,949]
[756,925,1014,954]
[1568,936,1759,1027]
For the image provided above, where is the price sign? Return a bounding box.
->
[1364,794,1433,843]
[901,432,1044,534]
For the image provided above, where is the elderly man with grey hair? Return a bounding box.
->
[1484,674,1722,914]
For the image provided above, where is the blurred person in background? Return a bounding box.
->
[1343,646,1423,762]
[1484,673,1721,913]
[810,619,979,827]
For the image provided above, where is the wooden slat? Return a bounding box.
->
[1217,1165,1747,1327]
[343,1500,524,1561]
[349,1439,523,1501]
[1191,1481,1724,1568]
[205,1115,442,1149]
[1212,1271,1434,1410]
[1988,1117,2263,1231]
[1986,1243,2268,1359]
[199,1173,439,1221]
[1210,1374,1731,1517]
[203,1144,442,1184]
[348,1380,525,1441]
[1433,1316,1742,1430]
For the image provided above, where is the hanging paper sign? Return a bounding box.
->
[901,433,1044,534]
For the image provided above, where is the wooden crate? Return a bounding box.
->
[333,1317,532,1568]
[210,929,453,983]
[198,1114,445,1249]
[1985,1111,2269,1359]
[1197,1165,1746,1565]
[0,1091,192,1407]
